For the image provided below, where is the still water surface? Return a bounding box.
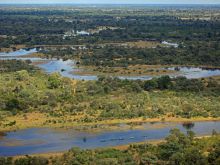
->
[0,121,219,156]
[1,48,220,80]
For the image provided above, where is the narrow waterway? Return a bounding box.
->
[1,48,220,80]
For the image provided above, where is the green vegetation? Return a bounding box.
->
[78,43,220,67]
[0,129,219,165]
[0,5,220,160]
[0,60,35,73]
[0,6,220,67]
[0,60,220,131]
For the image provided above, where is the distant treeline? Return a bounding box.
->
[0,8,220,46]
[80,42,220,67]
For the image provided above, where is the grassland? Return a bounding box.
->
[1,111,220,132]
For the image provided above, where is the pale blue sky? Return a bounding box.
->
[0,0,220,4]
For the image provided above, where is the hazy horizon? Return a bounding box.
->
[0,0,220,5]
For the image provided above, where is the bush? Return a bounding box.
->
[14,156,49,165]
[48,73,62,89]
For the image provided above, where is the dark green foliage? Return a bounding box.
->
[0,60,35,73]
[173,76,204,92]
[140,152,158,165]
[80,43,220,67]
[6,99,20,111]
[0,157,12,165]
[181,147,207,165]
[57,147,135,165]
[157,76,172,89]
[1,7,220,66]
[143,78,158,91]
[14,156,48,165]
[48,73,62,89]
[208,141,220,165]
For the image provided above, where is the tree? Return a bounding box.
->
[15,70,29,81]
[208,142,220,165]
[140,152,158,165]
[159,129,190,160]
[14,156,48,165]
[182,147,207,165]
[169,152,185,165]
[157,76,172,90]
[48,73,62,89]
[131,82,142,93]
[0,157,12,165]
[143,79,158,91]
[6,98,20,111]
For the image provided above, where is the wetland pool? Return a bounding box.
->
[1,48,220,80]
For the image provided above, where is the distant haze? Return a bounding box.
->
[0,0,220,5]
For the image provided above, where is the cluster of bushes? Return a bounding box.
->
[0,60,35,73]
[76,76,220,119]
[88,75,219,94]
[1,129,219,165]
[0,156,48,165]
[143,76,220,95]
[0,70,75,115]
[143,76,205,92]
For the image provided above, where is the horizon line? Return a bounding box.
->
[1,3,220,5]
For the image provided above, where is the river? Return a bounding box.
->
[0,48,220,156]
[0,121,219,156]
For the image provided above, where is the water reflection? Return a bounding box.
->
[182,122,195,130]
[1,48,220,80]
[0,121,219,156]
[0,48,37,57]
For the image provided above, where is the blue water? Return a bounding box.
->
[0,49,220,156]
[38,59,97,80]
[0,48,37,57]
[1,48,220,80]
[0,121,219,156]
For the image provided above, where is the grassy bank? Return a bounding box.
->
[1,111,220,132]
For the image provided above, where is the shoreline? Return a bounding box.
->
[9,135,214,158]
[73,64,177,77]
[73,64,220,77]
[109,134,213,150]
[1,113,219,133]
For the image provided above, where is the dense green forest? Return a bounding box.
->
[0,129,219,165]
[0,6,220,66]
[79,43,220,66]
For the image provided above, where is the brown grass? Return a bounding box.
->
[1,112,219,132]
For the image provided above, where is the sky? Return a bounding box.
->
[0,0,220,4]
